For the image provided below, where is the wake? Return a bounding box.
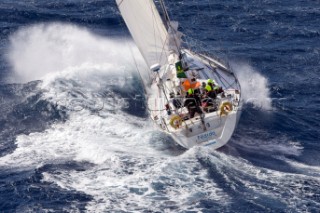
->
[4,23,311,212]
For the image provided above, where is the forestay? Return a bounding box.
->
[116,0,171,67]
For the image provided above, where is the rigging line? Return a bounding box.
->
[159,0,171,29]
[206,63,228,89]
[117,0,124,7]
[149,0,160,66]
[129,45,148,95]
[207,62,234,90]
[161,77,174,94]
[117,4,147,95]
[157,72,171,106]
[125,35,148,95]
[149,0,169,66]
[159,0,183,57]
[158,34,169,69]
[150,0,168,66]
[150,0,162,65]
[150,2,176,75]
[147,107,166,112]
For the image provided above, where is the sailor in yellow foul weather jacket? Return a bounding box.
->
[205,79,219,99]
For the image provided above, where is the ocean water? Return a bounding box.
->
[0,0,319,212]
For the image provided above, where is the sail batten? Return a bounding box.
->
[116,0,171,67]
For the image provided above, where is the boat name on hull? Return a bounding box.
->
[197,131,216,142]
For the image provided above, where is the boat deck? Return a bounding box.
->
[147,50,241,149]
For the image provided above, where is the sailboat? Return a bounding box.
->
[116,0,241,149]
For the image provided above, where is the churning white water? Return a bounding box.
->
[2,23,312,212]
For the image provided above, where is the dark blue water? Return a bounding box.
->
[1,0,319,212]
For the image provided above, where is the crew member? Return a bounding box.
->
[184,88,203,118]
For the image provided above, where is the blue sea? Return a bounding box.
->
[0,0,319,212]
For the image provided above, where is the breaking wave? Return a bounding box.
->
[7,23,147,83]
[2,23,318,212]
[231,62,272,111]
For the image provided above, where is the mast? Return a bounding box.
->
[159,0,183,59]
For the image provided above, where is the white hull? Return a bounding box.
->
[116,0,242,150]
[150,99,242,150]
[170,108,241,149]
[147,50,242,150]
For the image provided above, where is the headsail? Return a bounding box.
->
[116,0,171,67]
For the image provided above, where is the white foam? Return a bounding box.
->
[2,23,317,211]
[41,148,230,212]
[7,23,148,83]
[0,23,228,211]
[231,62,272,111]
[204,148,320,210]
[285,159,320,178]
[1,23,160,170]
[0,112,230,211]
[234,135,303,157]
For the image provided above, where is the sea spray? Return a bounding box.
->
[231,62,272,111]
[7,23,149,83]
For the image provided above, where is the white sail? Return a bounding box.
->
[116,0,171,67]
[116,0,241,150]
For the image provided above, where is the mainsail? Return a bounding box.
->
[116,0,171,67]
[116,0,242,150]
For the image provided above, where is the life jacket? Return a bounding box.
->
[205,84,212,92]
[206,83,220,91]
[188,88,194,95]
[205,84,217,99]
[182,79,201,91]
